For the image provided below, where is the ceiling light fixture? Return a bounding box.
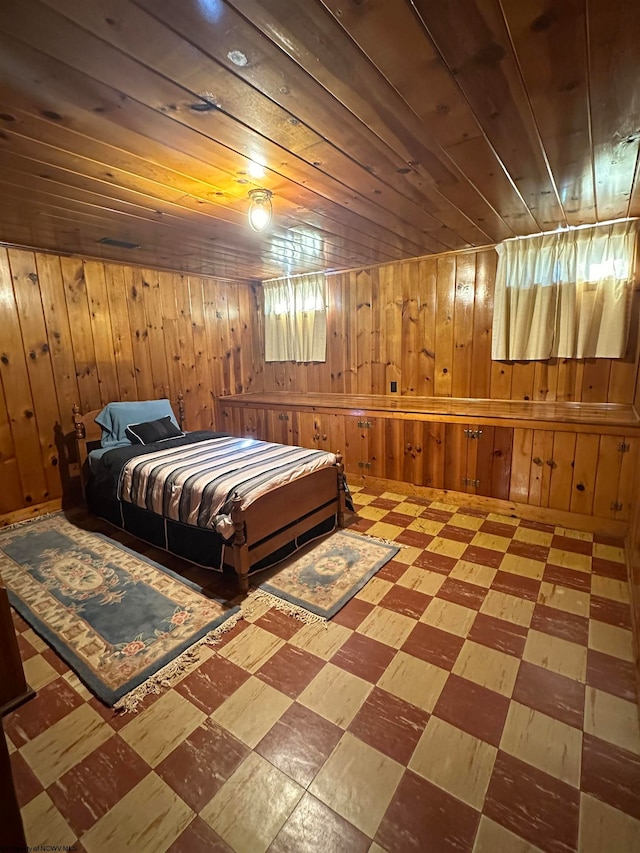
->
[248,188,273,232]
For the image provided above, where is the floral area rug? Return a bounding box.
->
[249,529,399,622]
[0,513,240,709]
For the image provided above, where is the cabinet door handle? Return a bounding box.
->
[415,445,422,452]
[322,434,327,441]
[406,443,412,451]
[546,459,557,469]
[532,457,543,466]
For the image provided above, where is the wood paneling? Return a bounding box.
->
[260,247,640,404]
[0,250,49,507]
[0,247,260,516]
[0,0,638,278]
[434,255,455,397]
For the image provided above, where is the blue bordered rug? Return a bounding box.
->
[248,529,399,622]
[0,513,240,710]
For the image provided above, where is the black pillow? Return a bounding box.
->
[126,416,184,445]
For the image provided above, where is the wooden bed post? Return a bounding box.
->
[72,402,85,440]
[177,392,186,429]
[336,452,346,528]
[231,493,250,593]
[73,403,89,499]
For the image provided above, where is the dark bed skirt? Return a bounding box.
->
[86,492,336,576]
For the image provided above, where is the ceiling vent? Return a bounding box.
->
[98,237,140,249]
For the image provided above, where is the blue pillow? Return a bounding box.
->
[95,400,180,448]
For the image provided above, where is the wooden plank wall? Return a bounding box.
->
[259,248,640,404]
[0,247,261,516]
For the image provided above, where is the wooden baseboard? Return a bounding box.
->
[0,499,63,528]
[354,475,628,538]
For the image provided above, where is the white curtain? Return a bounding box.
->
[492,220,638,360]
[264,273,327,362]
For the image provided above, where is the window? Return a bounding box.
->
[263,273,327,362]
[492,220,637,360]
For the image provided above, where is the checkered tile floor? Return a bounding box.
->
[6,485,640,852]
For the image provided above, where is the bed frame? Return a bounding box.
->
[72,397,347,593]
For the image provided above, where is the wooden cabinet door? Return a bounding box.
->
[218,404,231,434]
[509,428,635,520]
[401,420,445,487]
[253,408,268,441]
[569,433,600,516]
[531,431,639,520]
[327,413,347,459]
[527,430,554,507]
[296,412,334,453]
[218,404,241,437]
[615,437,638,521]
[423,423,445,489]
[311,413,334,453]
[547,431,575,510]
[510,428,573,510]
[239,408,252,439]
[593,435,639,520]
[367,416,384,478]
[472,426,513,499]
[344,415,371,477]
[509,428,534,504]
[444,424,513,498]
[315,414,333,453]
[444,423,468,492]
[384,418,404,481]
[403,420,426,485]
[266,410,294,445]
[296,411,317,450]
[239,406,264,439]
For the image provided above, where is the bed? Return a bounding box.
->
[72,396,348,592]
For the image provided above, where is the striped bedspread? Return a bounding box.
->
[117,435,338,538]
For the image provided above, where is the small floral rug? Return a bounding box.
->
[0,513,240,709]
[250,529,399,622]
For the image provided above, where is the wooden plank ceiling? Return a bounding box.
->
[0,0,638,281]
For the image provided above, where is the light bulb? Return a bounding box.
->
[248,189,273,232]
